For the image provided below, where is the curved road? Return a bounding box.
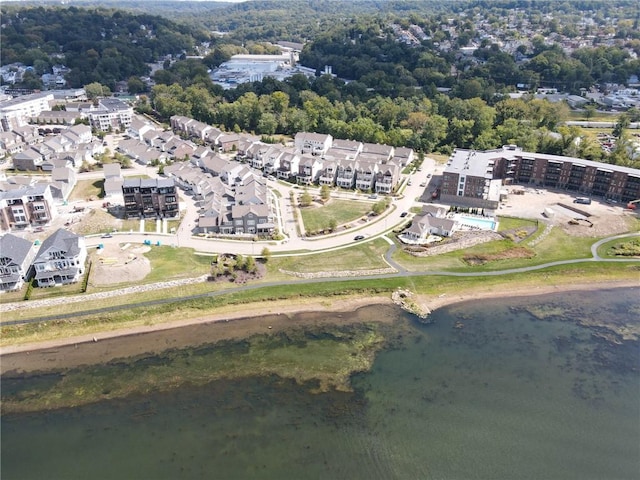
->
[4,232,638,327]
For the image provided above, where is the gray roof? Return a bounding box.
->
[122,177,175,189]
[0,233,34,268]
[33,229,83,269]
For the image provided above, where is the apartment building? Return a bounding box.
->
[89,98,133,132]
[441,146,640,208]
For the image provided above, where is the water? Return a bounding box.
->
[454,214,497,230]
[2,288,638,479]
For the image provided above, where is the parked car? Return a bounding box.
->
[427,173,432,178]
[354,235,365,241]
[101,233,113,239]
[400,211,408,218]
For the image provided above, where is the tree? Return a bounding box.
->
[85,82,111,100]
[261,247,272,262]
[328,218,337,232]
[300,189,313,207]
[613,114,630,138]
[320,184,331,202]
[127,76,146,94]
[244,256,257,273]
[583,104,597,120]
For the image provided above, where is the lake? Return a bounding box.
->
[2,287,638,479]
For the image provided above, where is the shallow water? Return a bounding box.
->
[2,288,638,480]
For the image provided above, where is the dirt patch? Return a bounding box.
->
[463,246,535,265]
[558,211,634,237]
[91,243,151,285]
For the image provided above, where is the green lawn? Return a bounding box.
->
[567,110,621,122]
[138,245,212,282]
[268,238,391,274]
[392,226,599,273]
[300,199,372,233]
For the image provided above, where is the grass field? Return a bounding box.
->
[300,199,372,233]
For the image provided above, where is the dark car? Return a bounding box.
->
[400,211,408,217]
[354,235,365,241]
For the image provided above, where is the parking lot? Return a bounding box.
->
[497,187,633,237]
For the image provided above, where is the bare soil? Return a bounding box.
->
[90,243,151,285]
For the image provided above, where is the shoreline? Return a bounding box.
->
[1,280,637,374]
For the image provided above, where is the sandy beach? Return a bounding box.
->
[1,280,637,374]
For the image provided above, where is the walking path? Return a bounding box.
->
[2,232,638,325]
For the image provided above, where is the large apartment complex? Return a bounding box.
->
[441,146,640,208]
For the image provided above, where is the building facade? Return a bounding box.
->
[0,184,57,231]
[122,178,179,219]
[442,146,640,208]
[32,228,87,287]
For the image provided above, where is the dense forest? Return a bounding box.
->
[0,6,203,88]
[1,1,640,166]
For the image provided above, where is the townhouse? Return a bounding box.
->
[122,178,179,219]
[0,184,57,231]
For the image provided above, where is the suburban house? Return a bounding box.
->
[167,116,408,194]
[32,228,87,287]
[392,147,415,166]
[122,178,179,219]
[0,233,37,292]
[0,184,57,231]
[12,147,43,171]
[402,205,456,242]
[329,139,363,159]
[51,167,77,200]
[103,163,124,200]
[128,116,160,141]
[360,142,394,162]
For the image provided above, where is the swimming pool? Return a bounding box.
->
[454,215,497,231]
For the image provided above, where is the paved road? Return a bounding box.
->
[4,232,638,326]
[83,156,436,256]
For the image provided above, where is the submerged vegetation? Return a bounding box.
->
[1,321,403,413]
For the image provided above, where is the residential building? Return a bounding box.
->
[89,98,133,132]
[297,154,323,185]
[0,184,56,231]
[122,178,179,219]
[0,233,37,291]
[32,228,87,287]
[442,146,640,207]
[355,159,379,191]
[294,132,333,156]
[402,205,455,242]
[0,92,55,132]
[336,160,357,189]
[229,204,274,235]
[375,163,401,194]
